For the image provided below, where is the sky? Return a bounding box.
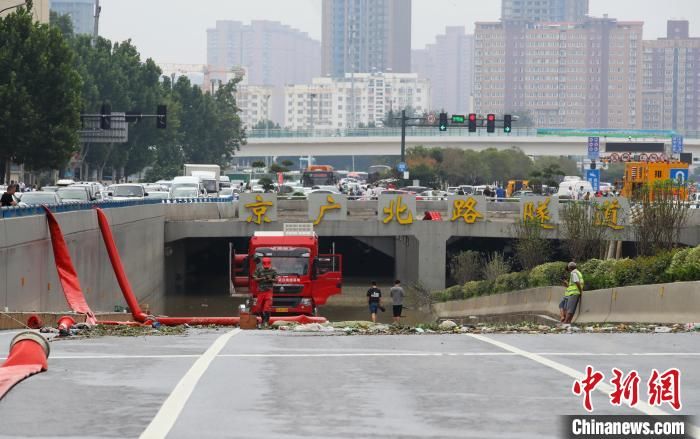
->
[99,0,700,65]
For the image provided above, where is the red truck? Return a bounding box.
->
[230,225,342,316]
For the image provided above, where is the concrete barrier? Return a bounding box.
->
[0,205,165,314]
[432,281,700,324]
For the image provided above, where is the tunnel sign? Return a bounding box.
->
[378,194,415,225]
[239,193,277,224]
[670,168,689,185]
[448,196,487,224]
[308,193,347,225]
[519,196,558,229]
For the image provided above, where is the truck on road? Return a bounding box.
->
[184,164,220,196]
[230,224,342,316]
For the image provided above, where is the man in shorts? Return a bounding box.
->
[366,281,382,323]
[560,262,584,324]
[389,279,405,324]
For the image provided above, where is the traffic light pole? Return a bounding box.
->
[401,110,406,163]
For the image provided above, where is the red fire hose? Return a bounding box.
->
[42,207,97,325]
[0,332,50,400]
[94,208,242,326]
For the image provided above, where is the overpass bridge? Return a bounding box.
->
[1,200,699,316]
[239,128,700,158]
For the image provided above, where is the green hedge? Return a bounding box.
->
[434,245,700,303]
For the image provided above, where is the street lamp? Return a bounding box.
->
[309,93,317,132]
[264,94,271,138]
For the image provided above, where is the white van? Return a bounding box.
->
[557,180,594,199]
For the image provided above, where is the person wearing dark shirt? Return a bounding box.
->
[1,184,18,207]
[366,281,382,323]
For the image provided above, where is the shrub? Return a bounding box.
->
[463,280,495,298]
[680,246,700,281]
[586,258,618,290]
[611,258,641,287]
[635,252,674,285]
[447,285,465,301]
[528,262,568,287]
[665,247,694,281]
[493,272,530,293]
[482,253,510,282]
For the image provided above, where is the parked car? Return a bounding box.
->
[146,191,170,200]
[56,186,91,203]
[107,184,147,200]
[17,191,61,206]
[417,190,448,200]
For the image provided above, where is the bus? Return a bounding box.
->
[301,165,338,188]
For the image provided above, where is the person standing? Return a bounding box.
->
[366,281,382,323]
[389,280,405,324]
[559,262,584,324]
[253,257,277,327]
[1,184,18,207]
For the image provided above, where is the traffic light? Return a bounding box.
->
[451,115,465,124]
[468,113,477,132]
[503,114,512,133]
[156,105,167,129]
[438,112,448,132]
[486,114,495,133]
[100,103,111,130]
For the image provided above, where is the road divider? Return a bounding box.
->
[433,281,700,324]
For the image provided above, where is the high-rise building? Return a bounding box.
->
[0,0,50,22]
[207,20,321,124]
[474,18,643,129]
[284,73,429,130]
[412,26,474,114]
[50,0,96,35]
[322,0,411,77]
[642,20,700,133]
[501,0,588,22]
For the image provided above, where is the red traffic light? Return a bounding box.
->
[469,114,476,121]
[487,114,495,121]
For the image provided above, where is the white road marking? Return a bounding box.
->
[468,334,700,438]
[0,352,695,361]
[139,328,241,439]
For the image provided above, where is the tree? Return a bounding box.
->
[449,250,483,285]
[0,4,82,182]
[633,181,691,256]
[257,177,274,192]
[269,163,288,173]
[253,120,279,130]
[512,219,552,270]
[251,160,266,169]
[560,201,609,262]
[49,10,73,39]
[281,159,294,168]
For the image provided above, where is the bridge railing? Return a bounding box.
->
[0,198,164,218]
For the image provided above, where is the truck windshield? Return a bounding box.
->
[255,247,310,276]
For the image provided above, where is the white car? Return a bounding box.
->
[146,191,170,200]
[108,184,147,200]
[56,186,91,203]
[17,191,61,206]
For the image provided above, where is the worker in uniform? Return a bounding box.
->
[254,257,277,327]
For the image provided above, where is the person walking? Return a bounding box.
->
[253,257,277,327]
[1,184,18,207]
[366,281,382,323]
[559,262,584,324]
[389,280,405,324]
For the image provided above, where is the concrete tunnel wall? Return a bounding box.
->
[0,205,165,314]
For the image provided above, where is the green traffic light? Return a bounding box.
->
[504,127,511,133]
[439,124,447,132]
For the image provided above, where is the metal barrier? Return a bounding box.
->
[0,198,164,219]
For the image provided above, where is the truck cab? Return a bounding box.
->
[231,224,342,316]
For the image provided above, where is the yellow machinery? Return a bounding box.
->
[506,180,529,197]
[621,161,689,199]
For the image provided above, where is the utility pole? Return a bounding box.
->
[92,0,101,47]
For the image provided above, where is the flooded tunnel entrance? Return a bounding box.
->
[165,236,399,319]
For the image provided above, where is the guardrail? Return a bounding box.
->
[247,127,700,139]
[0,198,164,219]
